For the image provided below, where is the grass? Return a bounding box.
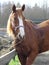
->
[8,55,21,65]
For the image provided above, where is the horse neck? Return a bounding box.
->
[24,19,41,43]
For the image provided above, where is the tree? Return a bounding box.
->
[1,2,12,27]
[16,3,21,7]
[42,0,48,20]
[0,3,2,27]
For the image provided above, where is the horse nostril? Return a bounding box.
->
[19,34,22,39]
[19,34,21,38]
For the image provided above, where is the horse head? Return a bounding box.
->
[7,4,25,39]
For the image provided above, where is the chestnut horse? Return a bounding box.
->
[7,4,49,65]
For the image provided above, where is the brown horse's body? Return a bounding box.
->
[38,20,49,52]
[7,5,49,65]
[14,19,49,65]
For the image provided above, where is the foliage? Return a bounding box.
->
[8,55,21,65]
[0,2,49,27]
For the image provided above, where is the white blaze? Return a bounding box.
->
[18,16,25,38]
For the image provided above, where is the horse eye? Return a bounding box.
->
[14,17,16,20]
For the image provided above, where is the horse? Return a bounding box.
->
[7,4,49,65]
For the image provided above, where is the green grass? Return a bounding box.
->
[8,55,21,65]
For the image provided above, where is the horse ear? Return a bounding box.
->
[22,4,25,11]
[12,4,16,12]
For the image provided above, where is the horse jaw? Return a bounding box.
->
[17,16,25,39]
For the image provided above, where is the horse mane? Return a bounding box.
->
[7,15,15,38]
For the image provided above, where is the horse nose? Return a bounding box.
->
[17,33,24,40]
[19,34,22,39]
